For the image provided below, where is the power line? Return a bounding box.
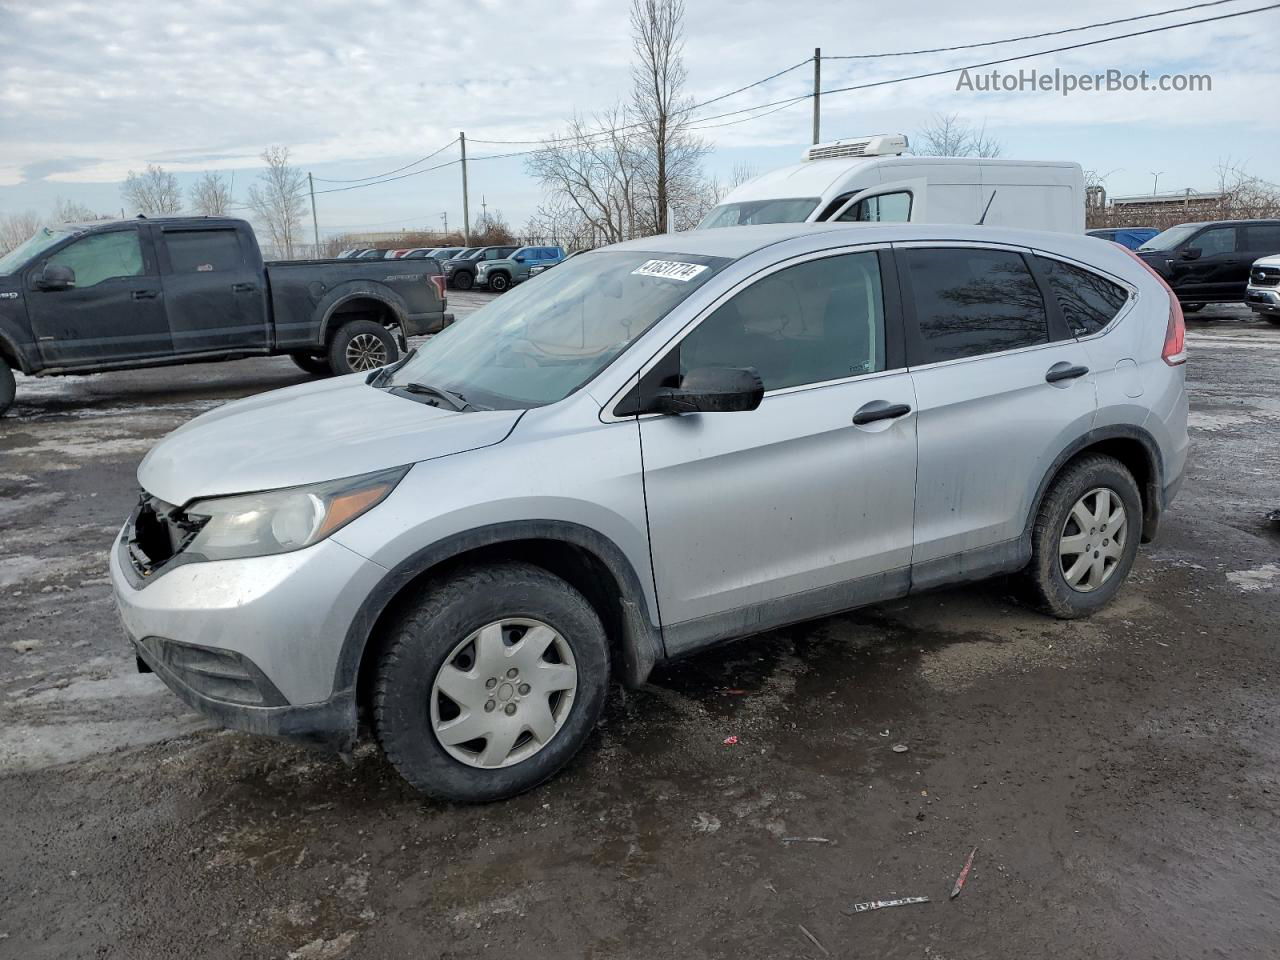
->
[312,157,460,195]
[311,138,459,183]
[823,0,1248,59]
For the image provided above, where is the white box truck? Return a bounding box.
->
[698,134,1085,234]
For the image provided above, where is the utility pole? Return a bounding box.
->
[307,172,320,256]
[459,131,471,245]
[441,211,448,235]
[480,195,488,222]
[812,48,821,144]
[1150,170,1164,196]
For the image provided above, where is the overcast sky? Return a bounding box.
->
[1,0,1277,236]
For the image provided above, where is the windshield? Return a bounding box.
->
[384,249,729,409]
[1139,225,1201,252]
[697,197,820,229]
[454,247,482,260]
[0,224,67,275]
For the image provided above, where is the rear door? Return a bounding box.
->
[158,225,268,354]
[1241,222,1280,281]
[25,225,169,366]
[898,243,1097,585]
[637,247,918,649]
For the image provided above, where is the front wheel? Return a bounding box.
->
[375,563,610,802]
[453,270,473,290]
[488,272,510,293]
[1265,315,1280,327]
[0,359,14,416]
[1182,303,1205,313]
[327,320,399,376]
[1024,454,1142,619]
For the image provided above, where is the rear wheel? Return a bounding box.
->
[289,352,332,377]
[1265,315,1280,326]
[1182,303,1205,313]
[488,272,511,293]
[453,270,474,290]
[374,563,610,802]
[0,359,14,416]
[1025,454,1142,619]
[327,320,398,376]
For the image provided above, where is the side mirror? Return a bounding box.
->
[650,366,764,415]
[36,263,75,291]
[1180,247,1202,261]
[513,255,526,263]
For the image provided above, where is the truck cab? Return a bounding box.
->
[698,133,1085,234]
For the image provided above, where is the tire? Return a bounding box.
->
[488,272,511,293]
[0,359,14,417]
[1024,454,1142,619]
[1265,316,1280,327]
[289,352,332,377]
[375,562,610,802]
[1182,303,1205,313]
[326,320,398,376]
[453,270,473,290]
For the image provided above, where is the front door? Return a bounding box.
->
[158,225,268,354]
[637,249,918,651]
[1170,225,1242,301]
[25,226,169,367]
[897,244,1098,584]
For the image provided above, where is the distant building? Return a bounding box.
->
[1109,190,1227,221]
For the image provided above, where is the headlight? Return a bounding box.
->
[184,466,407,562]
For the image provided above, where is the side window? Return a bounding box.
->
[164,230,243,273]
[1243,223,1280,253]
[836,191,913,223]
[1036,256,1128,337]
[46,231,144,288]
[677,252,887,391]
[904,248,1048,363]
[1193,226,1236,256]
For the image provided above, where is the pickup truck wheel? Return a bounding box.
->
[1182,303,1205,313]
[328,320,398,376]
[488,272,511,293]
[374,562,610,802]
[289,352,332,377]
[453,271,473,290]
[1024,454,1142,619]
[0,359,14,416]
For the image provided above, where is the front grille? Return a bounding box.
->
[127,493,205,577]
[1250,267,1279,287]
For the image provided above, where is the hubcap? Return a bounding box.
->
[345,333,387,372]
[430,618,578,769]
[1059,486,1128,593]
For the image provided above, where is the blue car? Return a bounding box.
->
[1087,227,1159,250]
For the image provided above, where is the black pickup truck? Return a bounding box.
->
[0,216,452,415]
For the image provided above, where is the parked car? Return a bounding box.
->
[0,217,452,413]
[444,245,519,289]
[528,249,588,278]
[336,248,369,259]
[698,133,1085,233]
[1246,254,1280,324]
[411,247,463,262]
[356,248,394,259]
[475,245,565,292]
[1136,219,1280,311]
[111,221,1186,802]
[1087,227,1159,250]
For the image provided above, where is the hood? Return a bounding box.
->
[1253,254,1280,270]
[1134,249,1175,276]
[138,374,522,505]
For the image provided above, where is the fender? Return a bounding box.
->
[1020,423,1165,550]
[315,280,410,342]
[334,519,665,702]
[0,329,36,374]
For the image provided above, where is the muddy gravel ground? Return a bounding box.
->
[2,301,1278,959]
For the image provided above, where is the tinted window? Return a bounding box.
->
[836,191,912,223]
[1243,223,1280,253]
[164,230,242,273]
[904,248,1048,363]
[1037,256,1128,336]
[1194,226,1236,256]
[678,252,886,391]
[47,231,144,288]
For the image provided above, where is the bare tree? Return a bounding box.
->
[0,211,41,256]
[190,172,233,217]
[247,147,307,259]
[473,208,515,245]
[52,197,101,222]
[1215,159,1280,221]
[916,114,1002,158]
[122,164,182,216]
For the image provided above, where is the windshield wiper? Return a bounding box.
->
[401,382,473,411]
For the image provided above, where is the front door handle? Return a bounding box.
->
[852,400,912,425]
[1045,362,1089,383]
[131,289,160,300]
[232,282,257,293]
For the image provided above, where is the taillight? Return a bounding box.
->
[428,274,446,301]
[1119,246,1185,366]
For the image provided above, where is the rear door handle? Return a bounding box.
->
[232,283,257,293]
[1045,362,1089,383]
[852,400,912,425]
[131,289,160,300]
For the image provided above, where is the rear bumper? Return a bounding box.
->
[402,311,450,337]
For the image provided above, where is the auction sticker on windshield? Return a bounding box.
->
[632,260,709,282]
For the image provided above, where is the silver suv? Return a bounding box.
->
[112,223,1188,802]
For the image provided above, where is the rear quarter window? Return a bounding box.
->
[1036,256,1129,336]
[164,230,243,273]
